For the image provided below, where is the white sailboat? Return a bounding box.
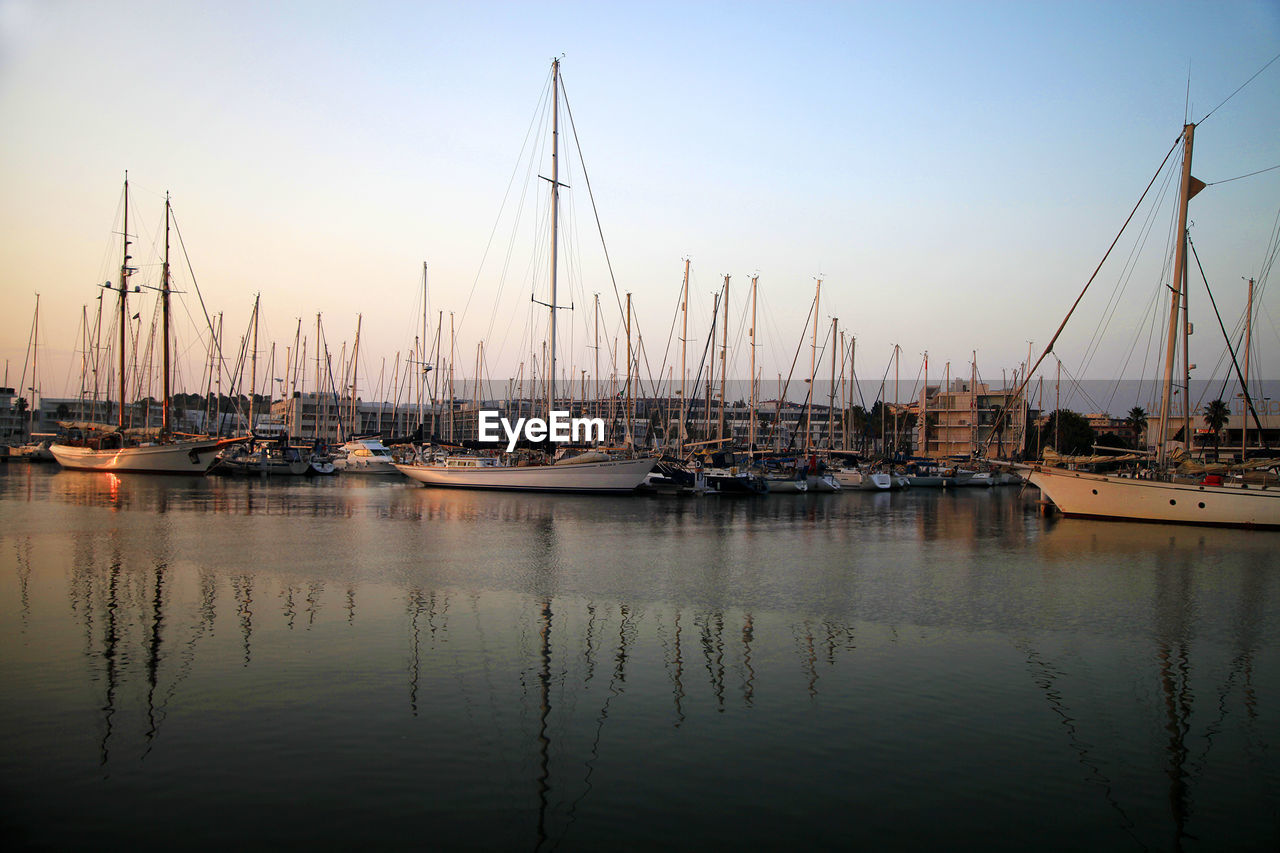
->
[1018,123,1279,530]
[394,60,656,494]
[397,446,656,493]
[51,180,244,474]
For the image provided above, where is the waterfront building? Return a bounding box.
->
[918,379,1034,459]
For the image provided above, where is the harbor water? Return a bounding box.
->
[1,465,1276,850]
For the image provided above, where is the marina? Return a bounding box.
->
[3,3,1280,849]
[1,464,1277,849]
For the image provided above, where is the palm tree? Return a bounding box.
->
[1203,398,1230,454]
[1125,406,1148,450]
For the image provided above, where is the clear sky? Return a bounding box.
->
[2,0,1278,406]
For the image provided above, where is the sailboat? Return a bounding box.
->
[1018,123,1279,529]
[50,179,244,474]
[9,294,56,461]
[394,60,656,493]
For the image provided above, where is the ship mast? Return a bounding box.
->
[546,58,562,418]
[679,258,689,454]
[749,275,757,453]
[1157,123,1197,465]
[719,275,729,442]
[161,195,172,437]
[117,175,133,430]
[805,279,821,454]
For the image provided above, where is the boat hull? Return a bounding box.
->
[1027,465,1280,529]
[806,474,842,492]
[394,456,657,493]
[332,458,399,475]
[50,438,243,474]
[857,472,892,491]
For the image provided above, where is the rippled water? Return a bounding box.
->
[1,465,1276,850]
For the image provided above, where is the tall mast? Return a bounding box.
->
[945,361,951,456]
[679,258,690,454]
[93,288,104,414]
[118,175,132,430]
[828,317,837,450]
[749,275,757,453]
[29,294,39,438]
[593,293,600,421]
[420,263,428,435]
[1055,356,1061,451]
[546,58,562,417]
[842,332,850,452]
[475,340,483,413]
[289,318,301,436]
[1158,123,1196,464]
[161,196,172,437]
[432,310,442,438]
[249,293,260,435]
[805,279,821,454]
[1020,343,1031,457]
[214,313,223,433]
[449,312,456,442]
[79,304,88,421]
[894,344,901,456]
[848,336,856,452]
[921,352,928,458]
[315,313,323,440]
[719,274,729,442]
[351,313,362,436]
[970,351,977,454]
[1243,277,1254,461]
[625,292,633,446]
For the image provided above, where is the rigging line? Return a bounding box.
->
[461,72,553,339]
[776,291,818,411]
[985,133,1182,449]
[1058,359,1103,415]
[1199,50,1280,126]
[560,76,632,336]
[1205,163,1280,186]
[169,208,239,405]
[1078,152,1182,378]
[1111,273,1166,414]
[1188,236,1271,449]
[18,296,36,400]
[485,104,550,358]
[652,281,685,402]
[1257,204,1280,287]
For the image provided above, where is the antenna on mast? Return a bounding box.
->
[1184,61,1191,125]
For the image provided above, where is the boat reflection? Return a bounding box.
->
[1,465,1273,848]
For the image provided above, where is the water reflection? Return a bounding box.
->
[1,467,1275,849]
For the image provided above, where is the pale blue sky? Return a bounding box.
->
[2,0,1278,403]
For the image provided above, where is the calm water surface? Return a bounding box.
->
[1,465,1276,850]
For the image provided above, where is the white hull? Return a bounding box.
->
[9,443,55,462]
[856,472,892,491]
[765,478,808,493]
[831,468,861,487]
[394,456,657,493]
[332,457,398,475]
[806,474,842,492]
[332,439,400,475]
[51,437,243,474]
[1027,465,1280,529]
